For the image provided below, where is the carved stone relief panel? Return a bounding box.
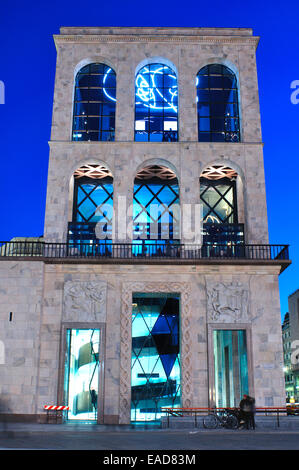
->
[207,281,250,323]
[119,281,192,424]
[63,280,107,322]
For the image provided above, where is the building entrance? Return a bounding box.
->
[64,329,100,421]
[131,293,181,422]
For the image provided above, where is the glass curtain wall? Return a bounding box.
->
[64,329,100,421]
[135,63,178,142]
[213,329,249,408]
[72,63,116,142]
[131,293,181,422]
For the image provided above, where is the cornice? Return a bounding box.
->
[54,34,259,49]
[48,140,264,147]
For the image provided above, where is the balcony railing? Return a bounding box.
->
[0,240,290,267]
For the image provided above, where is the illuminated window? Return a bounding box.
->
[68,164,113,253]
[135,63,178,142]
[200,165,244,246]
[72,63,116,142]
[131,294,180,422]
[132,165,180,255]
[64,329,101,421]
[197,64,240,142]
[214,330,249,408]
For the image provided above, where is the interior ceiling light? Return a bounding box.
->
[135,165,177,181]
[74,164,113,179]
[201,165,238,181]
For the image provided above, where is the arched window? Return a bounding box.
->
[68,164,113,253]
[133,165,180,255]
[200,165,244,245]
[196,64,240,142]
[135,64,178,142]
[72,63,116,142]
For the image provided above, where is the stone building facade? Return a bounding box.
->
[0,27,290,423]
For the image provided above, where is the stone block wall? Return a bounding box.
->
[0,260,286,422]
[43,27,268,245]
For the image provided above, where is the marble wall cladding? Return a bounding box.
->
[0,260,286,420]
[0,262,44,414]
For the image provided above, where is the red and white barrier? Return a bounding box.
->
[44,405,69,411]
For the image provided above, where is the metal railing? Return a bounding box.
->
[0,240,290,262]
[161,406,289,428]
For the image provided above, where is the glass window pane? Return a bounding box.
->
[72,63,116,142]
[131,294,180,422]
[64,329,100,421]
[213,330,249,408]
[197,64,240,143]
[74,102,89,116]
[199,117,210,131]
[135,63,178,142]
[209,76,223,89]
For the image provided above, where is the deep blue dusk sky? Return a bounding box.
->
[0,0,298,320]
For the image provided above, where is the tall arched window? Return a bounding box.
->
[133,165,180,255]
[200,165,244,245]
[68,164,113,253]
[196,64,240,142]
[72,63,116,142]
[135,63,178,142]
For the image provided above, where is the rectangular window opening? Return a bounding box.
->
[131,293,181,422]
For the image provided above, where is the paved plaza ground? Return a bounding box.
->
[1,422,299,451]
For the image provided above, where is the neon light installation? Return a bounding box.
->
[135,63,178,142]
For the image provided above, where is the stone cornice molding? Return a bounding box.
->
[54,34,259,49]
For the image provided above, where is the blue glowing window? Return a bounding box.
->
[196,64,240,143]
[72,63,116,142]
[133,166,180,243]
[131,294,181,422]
[135,63,178,142]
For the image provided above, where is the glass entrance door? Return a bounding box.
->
[213,329,249,408]
[64,329,100,421]
[131,293,181,422]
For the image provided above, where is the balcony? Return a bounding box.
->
[0,240,291,272]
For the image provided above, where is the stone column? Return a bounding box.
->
[177,58,198,142]
[114,62,135,142]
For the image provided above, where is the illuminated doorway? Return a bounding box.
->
[64,329,100,421]
[213,329,249,408]
[131,293,181,422]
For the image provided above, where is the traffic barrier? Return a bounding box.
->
[44,405,69,423]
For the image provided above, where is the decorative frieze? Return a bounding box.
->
[63,280,107,322]
[207,281,250,323]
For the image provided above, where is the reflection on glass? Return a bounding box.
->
[213,330,249,408]
[68,175,113,250]
[200,178,236,224]
[64,329,100,421]
[72,63,116,142]
[131,294,181,422]
[197,64,240,142]
[133,179,180,244]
